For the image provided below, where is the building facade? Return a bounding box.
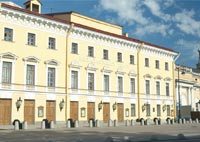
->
[0,0,178,126]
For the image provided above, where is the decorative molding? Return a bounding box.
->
[0,52,18,60]
[68,61,82,69]
[101,66,112,73]
[85,63,98,71]
[23,56,40,63]
[154,75,162,80]
[164,77,171,81]
[143,74,152,79]
[44,59,60,66]
[128,70,137,77]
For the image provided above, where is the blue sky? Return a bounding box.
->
[2,0,200,68]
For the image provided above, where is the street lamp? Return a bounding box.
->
[177,66,185,119]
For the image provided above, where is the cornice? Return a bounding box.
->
[0,7,69,32]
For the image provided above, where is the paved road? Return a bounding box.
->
[0,124,200,142]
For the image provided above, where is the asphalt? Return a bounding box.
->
[0,123,200,142]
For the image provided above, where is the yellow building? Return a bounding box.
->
[0,0,178,127]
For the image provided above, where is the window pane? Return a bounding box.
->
[146,104,150,116]
[130,78,135,94]
[166,83,170,96]
[130,55,134,64]
[165,62,169,70]
[156,81,160,95]
[157,104,161,116]
[88,46,94,57]
[103,49,108,60]
[155,60,159,69]
[131,104,136,116]
[28,33,36,45]
[26,64,35,85]
[167,105,170,116]
[104,75,109,91]
[117,52,122,62]
[71,43,78,54]
[4,28,13,41]
[71,71,78,89]
[49,37,56,49]
[118,76,123,92]
[2,61,12,84]
[145,80,150,94]
[48,67,55,87]
[88,73,94,90]
[145,58,149,67]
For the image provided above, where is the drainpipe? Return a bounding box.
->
[65,23,74,121]
[137,42,144,120]
[172,53,180,120]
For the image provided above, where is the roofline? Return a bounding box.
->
[1,3,176,53]
[46,11,123,28]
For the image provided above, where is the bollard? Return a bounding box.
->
[108,119,112,127]
[14,121,19,130]
[182,118,186,124]
[114,120,118,127]
[89,120,93,128]
[50,121,54,129]
[74,120,79,128]
[145,119,150,125]
[96,120,100,127]
[131,119,135,126]
[125,120,129,126]
[67,120,71,128]
[178,119,182,124]
[189,118,192,124]
[155,119,158,125]
[171,119,174,125]
[141,119,144,126]
[23,121,28,130]
[196,118,199,123]
[41,120,45,129]
[167,119,170,125]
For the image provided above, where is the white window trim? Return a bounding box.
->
[102,72,110,96]
[0,58,16,89]
[145,79,151,96]
[23,61,38,91]
[45,64,58,92]
[130,77,136,97]
[69,68,80,94]
[86,70,96,95]
[117,74,124,96]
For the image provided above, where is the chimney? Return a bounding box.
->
[123,33,129,37]
[24,0,42,13]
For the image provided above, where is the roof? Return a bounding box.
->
[1,3,176,53]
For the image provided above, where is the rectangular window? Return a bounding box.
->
[118,76,123,93]
[88,46,94,57]
[48,67,55,87]
[117,52,122,62]
[145,58,149,67]
[48,37,56,49]
[167,105,170,116]
[131,104,136,116]
[156,81,160,95]
[4,28,13,41]
[71,71,78,89]
[104,75,109,92]
[166,83,170,96]
[145,80,150,95]
[157,104,161,116]
[71,42,78,54]
[165,62,169,70]
[103,49,108,60]
[26,65,35,85]
[155,60,159,69]
[146,104,151,116]
[88,73,94,90]
[130,55,134,64]
[2,61,12,84]
[27,33,36,46]
[130,78,135,94]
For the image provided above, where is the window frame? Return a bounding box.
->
[103,49,109,60]
[88,46,94,57]
[4,27,13,42]
[156,81,160,96]
[71,42,78,54]
[145,58,149,67]
[71,70,78,89]
[103,74,109,92]
[157,104,161,117]
[131,104,136,117]
[48,37,56,50]
[155,60,160,69]
[1,61,12,84]
[166,83,170,96]
[130,55,134,64]
[88,72,95,91]
[26,64,35,86]
[165,62,169,71]
[47,67,56,87]
[27,33,36,46]
[117,52,122,62]
[145,80,150,95]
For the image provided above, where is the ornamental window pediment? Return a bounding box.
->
[128,70,137,77]
[143,74,152,78]
[69,61,82,69]
[101,66,112,73]
[164,77,171,81]
[44,59,60,66]
[154,75,162,80]
[0,52,18,60]
[23,56,40,63]
[85,63,98,71]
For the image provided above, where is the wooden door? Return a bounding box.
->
[87,102,95,120]
[46,101,56,122]
[117,103,124,122]
[70,101,78,120]
[103,103,110,123]
[0,99,11,125]
[24,100,35,124]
